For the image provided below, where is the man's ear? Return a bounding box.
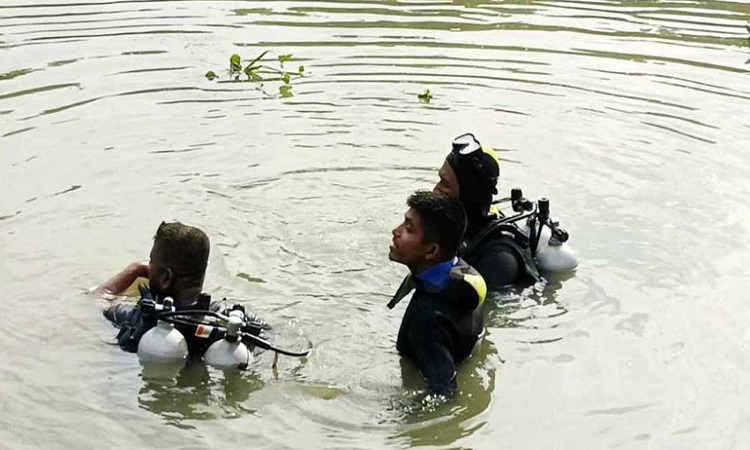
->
[424,242,441,262]
[157,267,173,291]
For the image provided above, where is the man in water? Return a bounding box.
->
[433,133,540,291]
[96,221,209,306]
[388,190,486,397]
[95,221,268,357]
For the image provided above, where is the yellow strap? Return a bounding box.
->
[481,145,499,166]
[483,145,503,220]
[462,274,487,306]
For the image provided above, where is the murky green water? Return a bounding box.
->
[2,1,750,448]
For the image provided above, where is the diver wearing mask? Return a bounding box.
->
[95,221,270,359]
[434,133,541,291]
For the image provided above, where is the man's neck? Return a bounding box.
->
[171,286,204,308]
[408,257,453,275]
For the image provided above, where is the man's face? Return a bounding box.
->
[389,208,434,268]
[433,160,460,199]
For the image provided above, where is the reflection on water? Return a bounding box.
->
[139,361,264,428]
[395,337,496,448]
[486,272,575,334]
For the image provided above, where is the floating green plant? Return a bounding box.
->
[418,88,433,103]
[206,51,305,95]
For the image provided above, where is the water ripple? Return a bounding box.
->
[3,0,750,448]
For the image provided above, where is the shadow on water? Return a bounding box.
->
[138,361,264,429]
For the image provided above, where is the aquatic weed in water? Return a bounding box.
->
[205,51,305,96]
[418,88,433,103]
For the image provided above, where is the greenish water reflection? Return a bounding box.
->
[396,337,496,447]
[139,362,264,428]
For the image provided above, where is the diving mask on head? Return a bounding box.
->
[451,133,482,155]
[446,133,499,191]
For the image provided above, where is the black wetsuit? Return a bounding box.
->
[390,258,486,397]
[461,216,540,292]
[104,293,270,358]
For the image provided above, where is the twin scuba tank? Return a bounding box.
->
[136,295,252,369]
[510,188,579,273]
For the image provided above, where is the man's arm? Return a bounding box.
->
[407,313,458,397]
[93,261,149,296]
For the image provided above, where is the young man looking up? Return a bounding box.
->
[388,191,487,398]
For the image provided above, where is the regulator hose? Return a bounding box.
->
[158,312,311,358]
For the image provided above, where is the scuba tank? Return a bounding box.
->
[204,310,252,370]
[531,220,578,272]
[518,196,579,273]
[501,188,578,273]
[117,285,310,367]
[137,297,188,363]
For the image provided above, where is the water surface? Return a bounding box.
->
[2,1,750,448]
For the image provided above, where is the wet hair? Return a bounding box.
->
[407,190,467,258]
[153,221,210,283]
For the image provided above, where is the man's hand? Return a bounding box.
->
[93,261,150,297]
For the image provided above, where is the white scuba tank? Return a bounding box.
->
[204,311,252,369]
[137,298,188,363]
[536,231,579,272]
[523,219,579,273]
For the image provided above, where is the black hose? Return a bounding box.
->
[496,210,533,225]
[491,196,512,205]
[242,332,311,357]
[157,309,227,320]
[161,316,311,358]
[163,316,215,329]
